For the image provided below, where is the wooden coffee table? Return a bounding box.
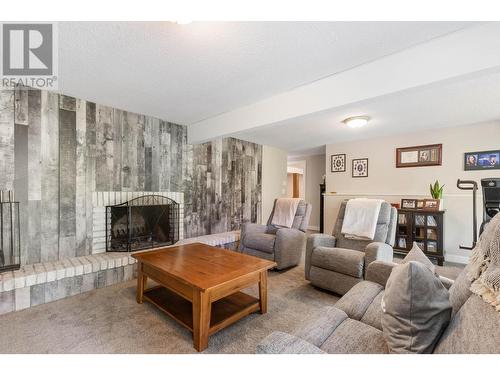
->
[132,243,276,352]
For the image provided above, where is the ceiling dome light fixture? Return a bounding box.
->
[342,116,370,129]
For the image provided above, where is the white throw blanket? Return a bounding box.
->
[271,198,302,228]
[341,198,384,240]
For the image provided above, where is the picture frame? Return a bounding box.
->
[401,199,417,209]
[464,150,500,171]
[423,199,440,211]
[396,144,442,168]
[352,158,368,177]
[416,199,425,209]
[331,153,346,172]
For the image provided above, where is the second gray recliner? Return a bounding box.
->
[306,200,397,295]
[239,199,312,270]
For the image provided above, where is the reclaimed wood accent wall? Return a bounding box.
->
[0,88,262,265]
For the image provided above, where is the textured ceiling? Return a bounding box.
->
[233,68,500,155]
[58,21,472,125]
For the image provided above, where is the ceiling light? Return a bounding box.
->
[342,116,370,129]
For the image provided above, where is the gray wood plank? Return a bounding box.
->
[112,109,123,191]
[59,106,77,258]
[0,90,15,191]
[136,115,145,191]
[95,105,113,191]
[85,102,96,254]
[14,86,29,126]
[75,99,87,256]
[40,91,59,262]
[59,95,76,112]
[14,124,29,263]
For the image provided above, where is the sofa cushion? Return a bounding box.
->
[319,318,388,354]
[433,295,500,354]
[360,291,384,331]
[309,266,363,296]
[311,246,365,278]
[335,280,383,320]
[404,241,436,274]
[294,306,348,347]
[244,232,276,254]
[382,261,452,353]
[448,264,473,317]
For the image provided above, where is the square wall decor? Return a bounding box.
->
[352,158,368,177]
[331,154,346,172]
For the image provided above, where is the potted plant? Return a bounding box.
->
[429,180,444,210]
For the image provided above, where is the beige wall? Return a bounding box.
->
[261,145,288,224]
[325,121,500,263]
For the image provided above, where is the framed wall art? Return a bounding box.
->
[331,154,346,172]
[464,150,500,171]
[396,144,442,168]
[352,158,368,177]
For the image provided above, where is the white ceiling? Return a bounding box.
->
[59,22,472,125]
[232,68,500,155]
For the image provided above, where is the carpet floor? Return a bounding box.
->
[0,253,463,354]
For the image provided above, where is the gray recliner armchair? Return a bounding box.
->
[306,200,397,295]
[239,199,312,270]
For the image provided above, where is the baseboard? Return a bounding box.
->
[445,254,470,265]
[308,225,320,231]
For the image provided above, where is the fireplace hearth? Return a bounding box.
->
[106,195,179,252]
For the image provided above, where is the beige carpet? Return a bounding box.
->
[0,254,463,354]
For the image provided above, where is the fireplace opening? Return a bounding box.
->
[106,195,179,252]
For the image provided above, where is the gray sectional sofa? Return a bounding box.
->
[257,258,500,353]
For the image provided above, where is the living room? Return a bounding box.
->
[1,1,500,373]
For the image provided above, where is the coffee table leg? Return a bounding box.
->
[192,290,211,352]
[259,270,268,314]
[136,262,147,304]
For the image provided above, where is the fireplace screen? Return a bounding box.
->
[106,195,179,252]
[0,200,21,272]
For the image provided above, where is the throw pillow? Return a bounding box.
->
[381,261,452,353]
[404,241,436,274]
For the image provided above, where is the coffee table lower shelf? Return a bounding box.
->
[144,286,260,336]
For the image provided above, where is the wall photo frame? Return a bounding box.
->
[464,150,500,171]
[396,144,442,168]
[331,154,346,172]
[352,158,368,178]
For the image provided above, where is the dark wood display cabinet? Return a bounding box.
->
[394,209,445,266]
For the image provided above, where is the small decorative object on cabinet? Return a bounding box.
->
[394,208,445,265]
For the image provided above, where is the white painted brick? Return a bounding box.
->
[84,256,100,273]
[23,265,37,287]
[79,257,93,274]
[45,263,57,282]
[2,271,15,292]
[62,258,75,278]
[70,258,84,276]
[13,270,26,289]
[33,263,47,284]
[94,254,108,270]
[54,262,66,280]
[15,286,31,311]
